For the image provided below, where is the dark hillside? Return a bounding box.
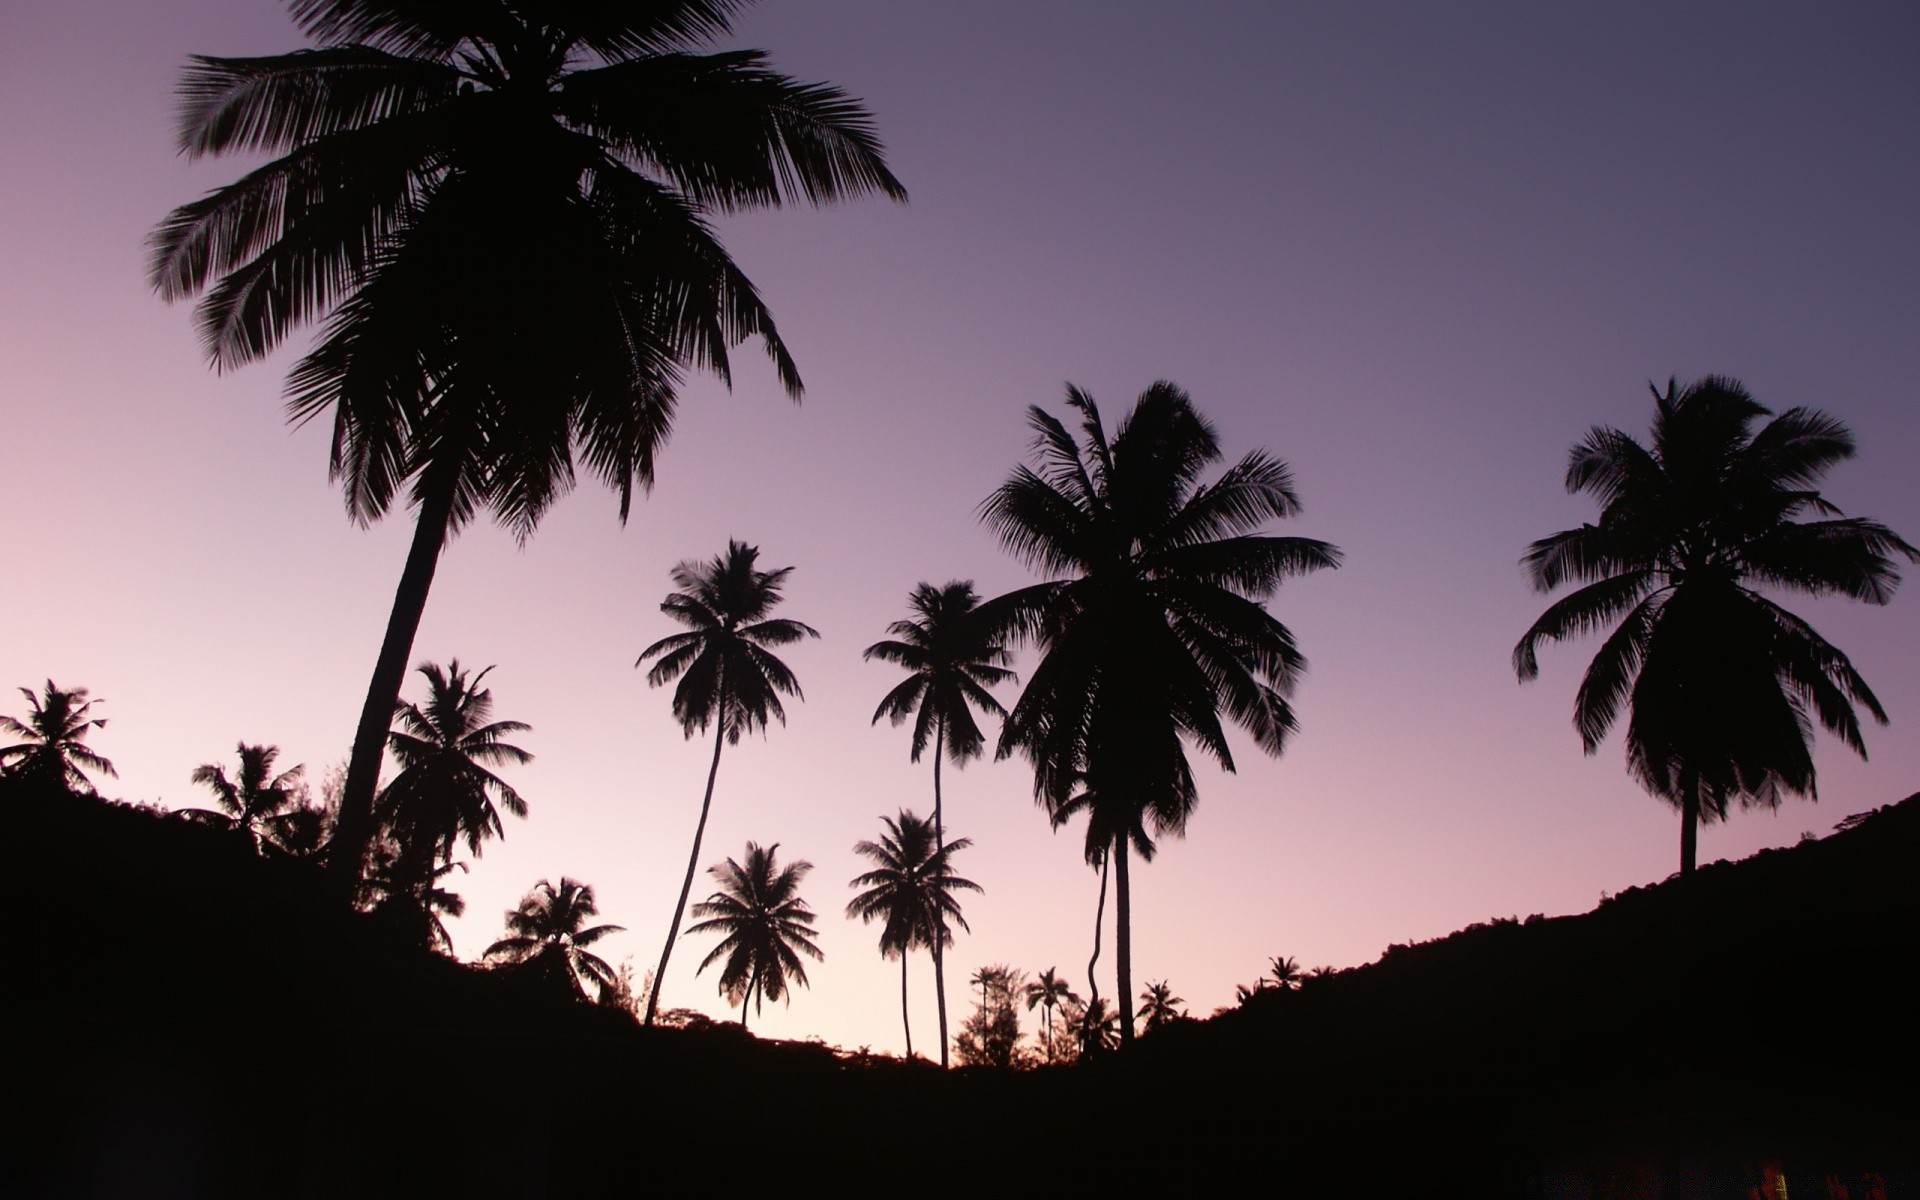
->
[3,776,1914,1195]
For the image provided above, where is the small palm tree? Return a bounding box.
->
[636,540,817,1025]
[361,853,467,953]
[1024,967,1082,1064]
[486,878,624,1003]
[845,809,981,1062]
[686,842,822,1030]
[1267,955,1302,991]
[377,661,531,896]
[182,743,307,853]
[1138,980,1185,1030]
[866,580,1012,1061]
[0,681,116,794]
[1515,377,1916,875]
[1077,997,1121,1057]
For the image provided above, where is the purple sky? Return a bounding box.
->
[3,1,1916,1052]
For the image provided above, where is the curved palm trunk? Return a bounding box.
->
[644,703,728,1026]
[1087,852,1108,1006]
[326,465,459,905]
[1114,832,1134,1045]
[742,960,760,1032]
[930,724,951,1068]
[900,953,913,1058]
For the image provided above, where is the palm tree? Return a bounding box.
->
[1024,967,1081,1064]
[182,743,307,853]
[1138,980,1185,1031]
[1267,954,1302,990]
[685,842,822,1030]
[149,1,907,903]
[361,851,466,953]
[845,809,981,1063]
[377,660,531,898]
[0,682,116,794]
[865,580,1012,1061]
[636,540,817,1025]
[979,383,1340,1042]
[485,877,623,1002]
[1515,377,1916,876]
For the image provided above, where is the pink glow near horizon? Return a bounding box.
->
[1,2,1916,1053]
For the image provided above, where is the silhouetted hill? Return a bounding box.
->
[3,776,1914,1195]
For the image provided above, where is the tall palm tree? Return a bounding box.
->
[485,877,624,1002]
[979,382,1340,1042]
[182,743,307,853]
[845,809,981,1063]
[1514,377,1915,876]
[685,842,821,1030]
[1138,980,1185,1031]
[1024,967,1081,1064]
[865,580,1012,1060]
[377,660,531,896]
[0,682,116,794]
[149,0,907,903]
[637,541,817,1024]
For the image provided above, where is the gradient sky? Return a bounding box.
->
[3,1,1916,1053]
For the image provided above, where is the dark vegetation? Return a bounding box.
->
[7,772,1912,1195]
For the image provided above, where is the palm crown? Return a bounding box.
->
[979,382,1340,1040]
[184,743,308,851]
[486,877,624,1002]
[378,660,531,876]
[686,842,822,1025]
[1514,377,1915,869]
[0,682,117,794]
[865,581,1013,766]
[846,809,980,958]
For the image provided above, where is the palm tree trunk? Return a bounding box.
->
[930,723,951,1068]
[900,953,913,1058]
[1114,831,1134,1045]
[1679,766,1700,877]
[643,702,728,1026]
[743,961,759,1032]
[325,465,459,906]
[1088,852,1108,1006]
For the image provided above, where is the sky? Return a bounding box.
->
[2,1,1916,1054]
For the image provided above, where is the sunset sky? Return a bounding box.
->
[3,1,1916,1053]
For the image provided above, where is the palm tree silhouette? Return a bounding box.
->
[377,661,531,900]
[485,878,624,1003]
[1515,377,1916,876]
[845,809,981,1061]
[1267,954,1303,990]
[149,1,906,902]
[1138,980,1185,1030]
[182,743,306,853]
[1024,967,1081,1064]
[686,842,822,1030]
[979,382,1340,1042]
[0,681,116,794]
[865,583,1010,1064]
[636,541,817,1025]
[361,851,466,953]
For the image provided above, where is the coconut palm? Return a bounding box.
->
[1515,377,1916,876]
[1024,967,1081,1064]
[636,540,817,1024]
[845,809,981,1063]
[362,853,466,953]
[149,0,907,902]
[1267,954,1302,990]
[685,842,821,1029]
[1139,980,1185,1031]
[0,682,116,794]
[485,877,624,1002]
[865,580,1012,1060]
[979,382,1340,1042]
[377,660,531,897]
[182,743,307,853]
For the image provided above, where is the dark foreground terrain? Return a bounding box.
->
[3,777,1915,1196]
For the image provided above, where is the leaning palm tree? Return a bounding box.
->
[376,660,531,897]
[182,743,307,853]
[636,540,817,1025]
[685,842,822,1030]
[1138,980,1185,1031]
[845,809,981,1063]
[0,681,116,794]
[979,383,1340,1043]
[865,580,1012,1059]
[1024,967,1081,1064]
[1515,377,1915,876]
[485,877,624,1003]
[150,0,907,903]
